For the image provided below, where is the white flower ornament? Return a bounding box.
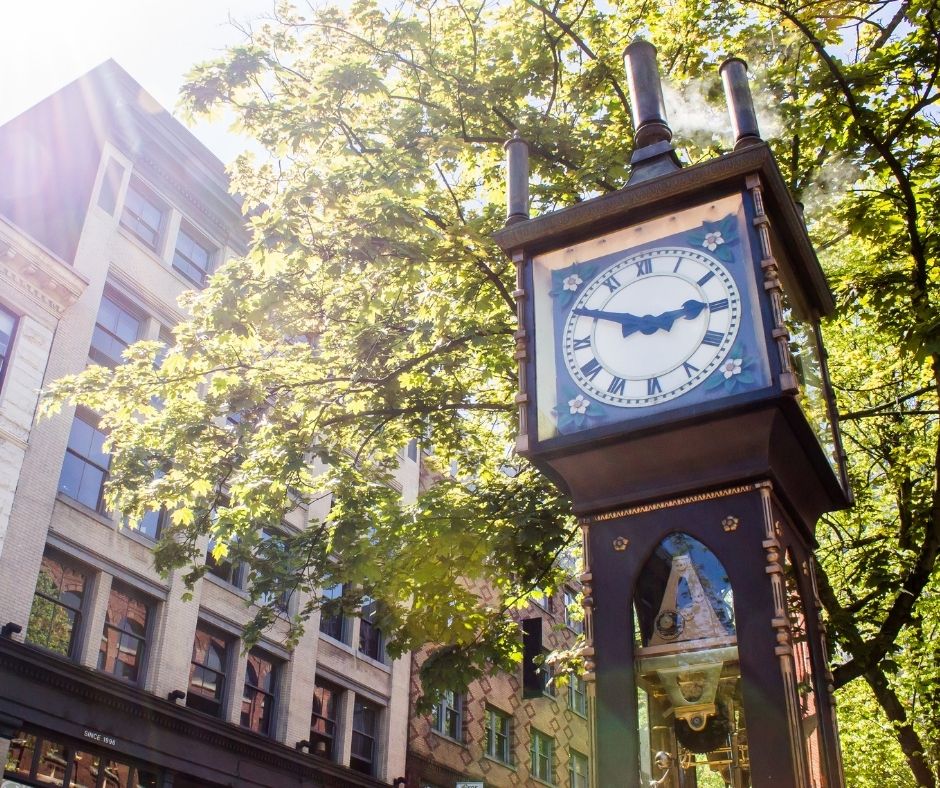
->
[568,394,590,415]
[703,231,724,251]
[721,358,743,379]
[563,274,583,292]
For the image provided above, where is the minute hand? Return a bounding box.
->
[571,307,646,337]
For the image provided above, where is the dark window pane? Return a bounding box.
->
[121,182,164,249]
[311,679,339,759]
[0,303,17,386]
[350,698,377,775]
[6,732,37,778]
[188,626,228,717]
[97,584,150,683]
[358,597,383,661]
[27,554,86,658]
[71,750,101,788]
[137,508,165,540]
[241,650,277,735]
[89,296,140,367]
[173,228,214,287]
[59,412,110,512]
[36,738,68,787]
[319,584,347,643]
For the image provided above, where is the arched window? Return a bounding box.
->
[634,533,750,788]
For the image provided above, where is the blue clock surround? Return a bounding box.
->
[539,207,774,441]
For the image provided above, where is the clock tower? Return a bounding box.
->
[495,42,849,787]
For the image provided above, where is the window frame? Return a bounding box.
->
[120,178,167,251]
[358,596,385,663]
[25,552,89,660]
[96,582,153,685]
[310,678,342,760]
[172,223,216,288]
[530,728,554,785]
[0,302,18,393]
[240,648,279,737]
[57,408,111,514]
[318,583,349,644]
[484,706,512,765]
[350,696,379,776]
[568,674,587,717]
[568,749,589,788]
[563,588,583,634]
[186,624,231,719]
[88,292,143,368]
[430,690,463,741]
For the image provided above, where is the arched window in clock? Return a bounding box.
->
[633,533,752,788]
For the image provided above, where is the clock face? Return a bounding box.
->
[530,194,773,442]
[562,247,741,407]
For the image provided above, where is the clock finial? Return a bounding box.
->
[504,130,530,225]
[719,58,762,150]
[623,39,681,183]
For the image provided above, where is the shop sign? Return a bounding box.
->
[82,728,117,747]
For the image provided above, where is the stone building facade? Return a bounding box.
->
[0,61,416,788]
[406,586,592,788]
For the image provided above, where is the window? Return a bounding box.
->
[564,589,583,634]
[58,409,110,512]
[485,706,511,764]
[187,625,229,717]
[431,690,462,740]
[530,729,554,784]
[120,179,165,249]
[569,749,589,788]
[136,507,167,541]
[206,536,246,589]
[255,528,290,613]
[97,159,125,215]
[173,225,215,287]
[350,697,378,775]
[0,303,17,390]
[97,583,150,683]
[89,294,141,367]
[310,679,341,759]
[318,584,348,643]
[5,729,158,788]
[241,649,278,736]
[26,553,87,658]
[568,675,587,716]
[358,597,384,662]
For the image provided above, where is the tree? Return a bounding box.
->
[45,0,940,781]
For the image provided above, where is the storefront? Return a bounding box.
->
[0,638,389,788]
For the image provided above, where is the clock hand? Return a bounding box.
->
[572,307,646,337]
[646,300,708,332]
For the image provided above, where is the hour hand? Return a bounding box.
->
[572,307,645,337]
[648,300,708,332]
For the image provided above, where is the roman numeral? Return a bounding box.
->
[682,361,700,378]
[702,330,724,347]
[607,376,626,396]
[709,298,729,312]
[636,259,652,276]
[572,336,592,350]
[697,271,715,286]
[647,377,662,396]
[581,357,603,381]
[601,274,620,292]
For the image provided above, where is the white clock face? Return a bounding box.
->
[562,247,741,407]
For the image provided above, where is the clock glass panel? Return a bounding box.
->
[530,194,772,442]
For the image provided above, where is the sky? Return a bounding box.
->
[0,0,280,164]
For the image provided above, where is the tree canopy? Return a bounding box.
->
[45,0,940,783]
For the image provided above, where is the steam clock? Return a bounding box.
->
[494,43,850,787]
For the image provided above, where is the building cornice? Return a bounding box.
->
[0,216,89,317]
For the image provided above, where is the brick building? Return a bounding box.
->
[406,586,592,788]
[0,61,417,787]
